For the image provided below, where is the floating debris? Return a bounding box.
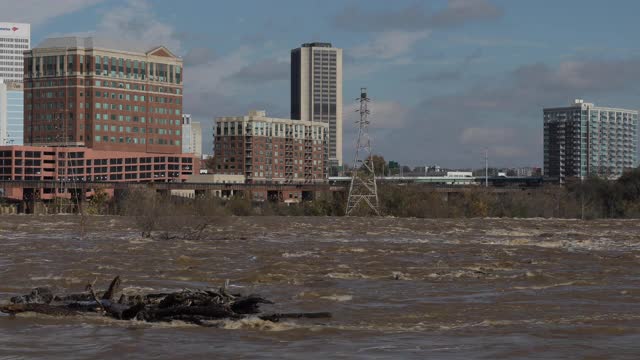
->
[0,276,331,326]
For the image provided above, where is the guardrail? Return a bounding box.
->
[0,180,343,192]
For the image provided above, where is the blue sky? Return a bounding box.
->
[5,0,640,168]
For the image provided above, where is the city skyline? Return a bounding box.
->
[3,0,640,168]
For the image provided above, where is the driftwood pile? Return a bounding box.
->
[0,276,330,326]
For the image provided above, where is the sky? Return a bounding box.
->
[3,0,640,169]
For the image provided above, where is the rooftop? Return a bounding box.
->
[34,36,178,58]
[544,99,638,113]
[301,42,333,48]
[216,110,328,127]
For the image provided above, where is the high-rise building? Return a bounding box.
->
[544,99,638,182]
[191,121,202,158]
[214,110,328,184]
[291,42,342,167]
[0,22,30,82]
[181,113,202,158]
[0,80,24,145]
[23,37,184,153]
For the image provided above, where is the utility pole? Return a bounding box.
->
[581,175,585,220]
[485,148,488,188]
[346,88,380,216]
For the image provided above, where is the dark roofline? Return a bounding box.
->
[301,42,333,48]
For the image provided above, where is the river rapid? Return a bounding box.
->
[1,215,639,359]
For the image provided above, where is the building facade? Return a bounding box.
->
[171,174,245,199]
[23,37,184,153]
[544,99,638,182]
[0,22,30,82]
[182,113,192,154]
[0,145,199,200]
[214,110,328,183]
[291,42,343,166]
[181,113,202,157]
[190,121,202,158]
[0,81,23,145]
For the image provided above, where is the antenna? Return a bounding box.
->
[345,88,380,216]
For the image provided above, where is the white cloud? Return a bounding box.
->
[0,0,102,26]
[185,46,253,95]
[345,100,408,129]
[492,145,526,158]
[334,1,502,32]
[38,0,181,53]
[459,127,515,145]
[225,58,289,84]
[450,35,544,48]
[343,62,386,81]
[350,30,430,60]
[96,0,181,53]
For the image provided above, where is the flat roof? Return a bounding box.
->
[544,101,637,114]
[301,42,333,48]
[216,111,328,127]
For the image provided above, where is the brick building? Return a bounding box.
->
[23,37,184,153]
[0,145,198,200]
[214,110,328,183]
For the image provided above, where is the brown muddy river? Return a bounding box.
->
[1,215,640,359]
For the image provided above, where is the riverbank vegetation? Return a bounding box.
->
[382,169,640,219]
[29,168,640,222]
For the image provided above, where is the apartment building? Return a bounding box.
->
[544,99,638,182]
[214,110,328,183]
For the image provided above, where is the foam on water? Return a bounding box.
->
[320,294,353,302]
[216,317,300,331]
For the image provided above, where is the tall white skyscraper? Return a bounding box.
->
[190,121,202,158]
[0,22,30,82]
[291,42,343,167]
[182,114,202,157]
[182,114,193,153]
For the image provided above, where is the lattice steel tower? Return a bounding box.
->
[346,88,380,216]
